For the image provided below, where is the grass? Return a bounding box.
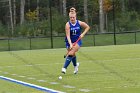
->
[0,44,140,93]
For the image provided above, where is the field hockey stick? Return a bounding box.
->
[64,37,81,58]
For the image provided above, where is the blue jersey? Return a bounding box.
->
[65,20,82,48]
[65,20,81,43]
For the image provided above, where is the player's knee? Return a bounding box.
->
[68,51,75,56]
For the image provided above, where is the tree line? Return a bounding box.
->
[0,0,140,37]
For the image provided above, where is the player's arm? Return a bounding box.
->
[79,21,90,38]
[65,22,73,49]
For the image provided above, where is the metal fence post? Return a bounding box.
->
[49,0,53,48]
[29,37,32,50]
[112,0,116,45]
[135,31,136,44]
[93,33,96,46]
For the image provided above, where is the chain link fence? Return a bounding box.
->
[0,0,140,51]
[1,31,140,51]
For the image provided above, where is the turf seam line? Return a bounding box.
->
[0,76,65,93]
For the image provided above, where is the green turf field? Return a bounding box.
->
[0,44,140,93]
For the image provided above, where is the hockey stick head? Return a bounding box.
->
[64,55,66,58]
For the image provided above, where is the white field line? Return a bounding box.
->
[0,70,140,92]
[87,57,140,63]
[0,57,140,69]
[0,70,92,92]
[0,63,63,68]
[0,76,65,93]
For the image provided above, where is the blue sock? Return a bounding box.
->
[63,56,73,69]
[72,56,77,66]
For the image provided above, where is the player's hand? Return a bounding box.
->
[70,43,73,49]
[80,34,84,38]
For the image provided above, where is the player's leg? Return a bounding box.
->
[71,44,79,66]
[62,40,81,74]
[67,43,80,74]
[62,42,73,74]
[71,40,81,74]
[62,45,79,74]
[62,49,71,73]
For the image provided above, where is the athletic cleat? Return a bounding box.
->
[74,62,79,74]
[61,68,66,74]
